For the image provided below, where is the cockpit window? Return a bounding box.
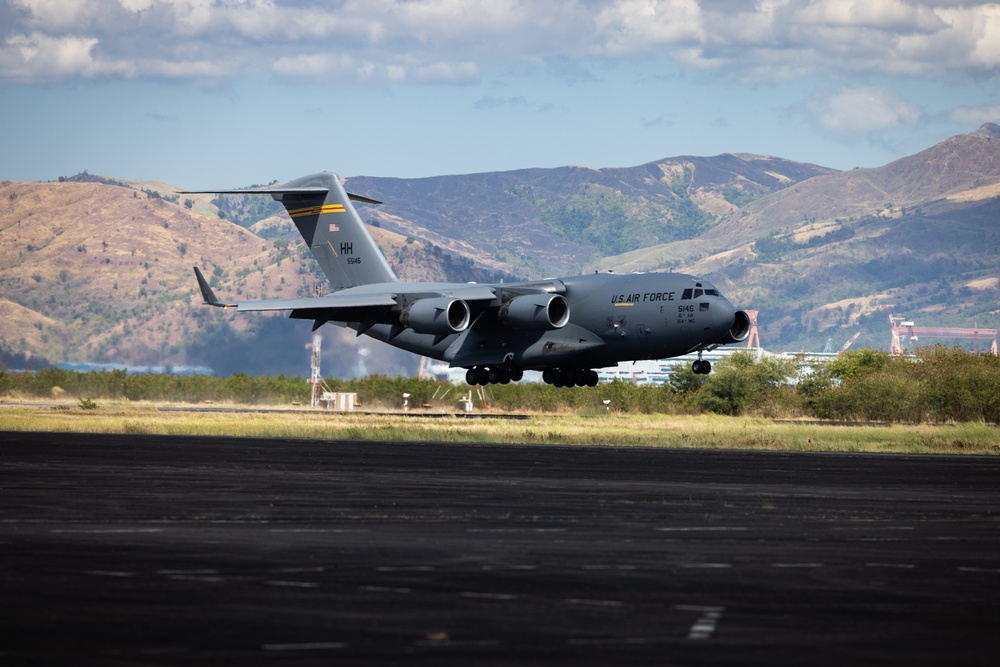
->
[682,287,718,300]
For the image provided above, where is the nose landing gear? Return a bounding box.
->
[692,351,712,375]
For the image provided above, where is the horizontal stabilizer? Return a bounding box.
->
[193,267,236,308]
[179,186,381,205]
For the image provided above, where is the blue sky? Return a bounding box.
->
[2,0,998,188]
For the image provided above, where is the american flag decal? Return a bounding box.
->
[328,223,340,232]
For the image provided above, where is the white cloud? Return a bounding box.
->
[0,32,133,81]
[949,104,1000,125]
[809,86,922,140]
[1,1,999,84]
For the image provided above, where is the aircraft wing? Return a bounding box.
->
[193,267,503,333]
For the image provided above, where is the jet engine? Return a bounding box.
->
[499,294,570,330]
[714,309,752,345]
[400,297,471,335]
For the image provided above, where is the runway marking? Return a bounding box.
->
[858,537,902,542]
[461,591,519,600]
[277,567,326,573]
[679,563,732,569]
[958,566,1000,574]
[157,568,223,582]
[376,565,434,572]
[656,526,747,532]
[467,528,520,533]
[52,528,164,534]
[267,580,320,588]
[262,642,347,651]
[86,570,133,577]
[414,638,499,648]
[361,585,413,593]
[771,563,824,568]
[270,528,370,534]
[565,598,624,607]
[866,563,916,569]
[676,605,725,641]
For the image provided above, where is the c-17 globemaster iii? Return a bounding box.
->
[185,172,751,386]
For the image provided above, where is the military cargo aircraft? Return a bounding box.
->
[186,172,751,387]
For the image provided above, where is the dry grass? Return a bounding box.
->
[1,402,997,455]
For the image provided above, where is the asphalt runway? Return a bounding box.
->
[2,431,998,666]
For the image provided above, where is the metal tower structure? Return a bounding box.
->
[887,308,998,356]
[309,333,322,408]
[744,310,761,349]
[839,328,866,353]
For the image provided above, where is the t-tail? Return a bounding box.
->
[183,172,398,290]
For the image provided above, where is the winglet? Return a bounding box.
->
[193,267,236,308]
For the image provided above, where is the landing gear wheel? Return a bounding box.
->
[692,359,712,375]
[466,368,478,385]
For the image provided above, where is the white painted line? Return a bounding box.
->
[85,570,133,577]
[565,598,624,607]
[276,567,326,573]
[958,566,1000,574]
[360,585,413,593]
[657,527,747,532]
[52,528,163,534]
[675,605,724,613]
[461,592,519,600]
[467,528,520,533]
[414,639,499,648]
[771,563,824,568]
[168,575,224,583]
[262,642,346,651]
[679,563,732,569]
[158,569,218,575]
[681,606,725,641]
[376,566,434,572]
[865,563,916,569]
[270,528,369,533]
[267,580,320,588]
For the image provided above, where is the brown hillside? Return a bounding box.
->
[0,181,323,365]
[706,123,1000,249]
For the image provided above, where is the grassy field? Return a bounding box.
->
[1,401,998,455]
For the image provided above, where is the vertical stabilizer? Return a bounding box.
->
[273,172,398,290]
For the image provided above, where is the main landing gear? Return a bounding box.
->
[464,365,600,387]
[542,368,599,388]
[466,364,524,386]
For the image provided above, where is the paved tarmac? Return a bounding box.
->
[1,430,998,666]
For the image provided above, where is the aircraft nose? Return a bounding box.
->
[715,297,736,333]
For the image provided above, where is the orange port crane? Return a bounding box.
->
[887,308,998,356]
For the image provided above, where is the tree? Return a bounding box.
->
[696,351,798,416]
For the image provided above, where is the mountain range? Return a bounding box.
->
[1,124,997,376]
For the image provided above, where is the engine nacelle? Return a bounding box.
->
[715,309,752,345]
[499,294,570,330]
[400,297,471,335]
